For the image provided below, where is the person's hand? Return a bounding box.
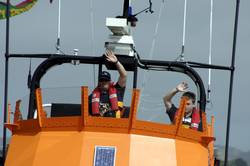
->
[176,82,188,92]
[105,50,118,63]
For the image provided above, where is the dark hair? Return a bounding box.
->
[182,91,196,104]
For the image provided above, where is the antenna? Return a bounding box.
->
[180,0,187,61]
[207,0,214,103]
[122,0,130,18]
[27,58,32,88]
[176,0,187,61]
[56,0,61,54]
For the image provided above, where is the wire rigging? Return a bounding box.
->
[140,0,165,91]
[133,0,154,16]
[139,0,165,113]
[142,0,165,83]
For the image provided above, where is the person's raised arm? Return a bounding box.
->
[105,50,127,88]
[163,82,188,110]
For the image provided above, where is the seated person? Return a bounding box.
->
[163,82,200,130]
[89,50,127,118]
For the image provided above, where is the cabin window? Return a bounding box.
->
[28,64,136,119]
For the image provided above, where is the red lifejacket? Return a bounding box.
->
[174,108,200,130]
[91,83,119,115]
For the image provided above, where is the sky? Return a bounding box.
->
[0,0,250,152]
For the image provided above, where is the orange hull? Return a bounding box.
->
[5,87,215,166]
[5,131,210,166]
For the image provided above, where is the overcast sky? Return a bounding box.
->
[0,0,250,152]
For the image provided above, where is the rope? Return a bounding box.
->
[175,0,188,61]
[207,0,214,103]
[90,0,96,86]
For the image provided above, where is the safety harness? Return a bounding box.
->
[174,108,200,130]
[91,83,119,116]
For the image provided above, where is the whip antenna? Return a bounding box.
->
[56,0,61,54]
[207,0,214,103]
[176,0,188,61]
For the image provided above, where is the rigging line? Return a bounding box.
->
[175,0,188,61]
[139,0,165,110]
[133,0,154,16]
[90,0,96,86]
[207,0,214,103]
[141,0,165,87]
[148,1,164,60]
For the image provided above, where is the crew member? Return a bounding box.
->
[163,82,200,130]
[90,50,127,118]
